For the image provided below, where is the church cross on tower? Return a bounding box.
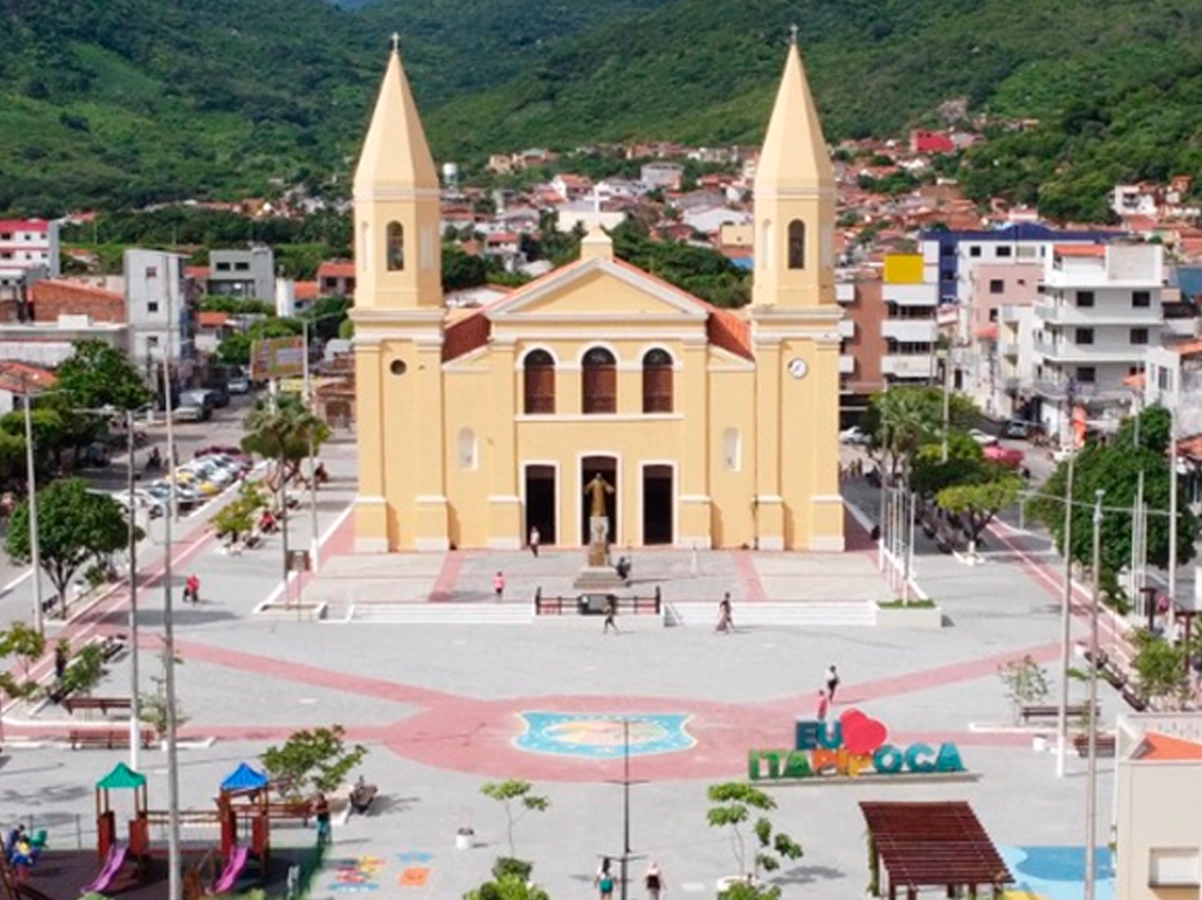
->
[391,32,400,53]
[790,24,799,44]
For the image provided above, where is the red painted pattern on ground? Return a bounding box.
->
[732,550,767,601]
[429,551,464,603]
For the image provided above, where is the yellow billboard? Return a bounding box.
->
[883,254,924,284]
[250,337,304,380]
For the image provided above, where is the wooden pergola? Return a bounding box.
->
[861,801,1013,900]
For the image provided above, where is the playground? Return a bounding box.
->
[0,761,321,900]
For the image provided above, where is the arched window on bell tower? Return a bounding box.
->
[787,220,806,270]
[386,221,405,271]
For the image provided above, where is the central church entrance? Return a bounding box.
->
[642,464,674,545]
[580,456,618,546]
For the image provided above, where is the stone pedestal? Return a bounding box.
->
[574,516,624,590]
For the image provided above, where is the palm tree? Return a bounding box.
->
[875,388,940,478]
[241,395,330,500]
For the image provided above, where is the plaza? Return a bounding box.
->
[0,442,1125,900]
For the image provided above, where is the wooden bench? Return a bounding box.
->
[69,729,154,750]
[1074,733,1117,758]
[1019,703,1098,725]
[63,697,132,717]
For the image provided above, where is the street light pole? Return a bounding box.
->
[303,319,320,574]
[125,411,141,771]
[160,330,182,900]
[1084,489,1104,900]
[21,374,43,633]
[1168,406,1179,604]
[941,347,952,463]
[1056,449,1077,778]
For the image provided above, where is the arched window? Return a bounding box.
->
[722,428,741,472]
[582,347,617,414]
[787,220,806,270]
[642,348,673,414]
[523,349,555,414]
[457,427,477,470]
[386,221,404,271]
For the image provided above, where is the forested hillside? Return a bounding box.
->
[2,0,1202,221]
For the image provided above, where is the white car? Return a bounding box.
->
[969,429,999,447]
[839,426,871,446]
[1051,446,1076,464]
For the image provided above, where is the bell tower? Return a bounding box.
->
[749,32,844,552]
[353,34,442,311]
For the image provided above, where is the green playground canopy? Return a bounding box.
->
[220,763,270,792]
[95,762,147,791]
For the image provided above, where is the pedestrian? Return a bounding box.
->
[54,643,68,687]
[185,573,200,604]
[603,595,619,635]
[313,792,331,845]
[596,857,615,900]
[825,664,840,702]
[816,688,829,721]
[529,526,540,558]
[644,861,664,900]
[715,592,733,634]
[493,571,505,602]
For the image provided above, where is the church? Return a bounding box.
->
[351,37,845,553]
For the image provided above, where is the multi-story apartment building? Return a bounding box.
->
[1144,341,1202,440]
[207,246,275,301]
[124,249,193,367]
[1032,242,1165,441]
[0,219,60,312]
[879,253,939,384]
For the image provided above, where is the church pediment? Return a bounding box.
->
[486,258,708,322]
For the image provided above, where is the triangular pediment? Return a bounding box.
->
[487,258,708,321]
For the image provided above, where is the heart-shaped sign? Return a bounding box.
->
[840,708,888,756]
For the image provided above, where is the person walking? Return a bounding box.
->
[493,571,505,602]
[54,643,68,688]
[529,526,540,558]
[816,688,830,721]
[596,857,615,900]
[185,573,200,605]
[603,595,619,635]
[313,792,331,845]
[644,861,665,900]
[715,593,733,634]
[825,665,840,703]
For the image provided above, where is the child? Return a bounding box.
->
[493,571,505,602]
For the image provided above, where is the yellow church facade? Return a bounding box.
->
[351,39,845,553]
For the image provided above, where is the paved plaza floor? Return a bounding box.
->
[0,456,1126,900]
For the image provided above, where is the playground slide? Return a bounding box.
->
[211,846,249,895]
[80,843,128,895]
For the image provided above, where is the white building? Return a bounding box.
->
[640,162,684,190]
[0,316,129,367]
[1144,341,1202,440]
[0,218,59,301]
[1033,243,1165,439]
[124,249,192,365]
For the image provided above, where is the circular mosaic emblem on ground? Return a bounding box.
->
[516,712,695,758]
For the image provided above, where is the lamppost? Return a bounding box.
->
[603,719,646,900]
[125,410,142,770]
[1084,489,1105,900]
[1055,379,1077,779]
[20,374,44,634]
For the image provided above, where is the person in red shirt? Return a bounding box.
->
[816,689,830,721]
[185,573,200,605]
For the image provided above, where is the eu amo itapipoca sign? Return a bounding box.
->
[749,709,965,781]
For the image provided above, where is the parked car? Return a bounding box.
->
[968,428,999,447]
[983,444,1025,469]
[1002,419,1032,439]
[172,403,206,423]
[227,375,251,395]
[80,442,112,467]
[144,482,201,511]
[1051,446,1076,465]
[839,426,871,446]
[196,446,252,469]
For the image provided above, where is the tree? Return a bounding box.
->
[261,725,367,797]
[864,387,977,478]
[55,340,152,411]
[213,481,267,545]
[1131,629,1190,709]
[465,875,549,900]
[936,472,1023,557]
[5,479,140,611]
[140,649,188,740]
[1,622,46,686]
[706,782,802,884]
[480,779,550,864]
[998,655,1050,724]
[241,394,331,490]
[59,640,106,698]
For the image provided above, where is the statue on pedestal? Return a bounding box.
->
[584,473,614,567]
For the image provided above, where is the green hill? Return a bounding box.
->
[3,0,1202,221]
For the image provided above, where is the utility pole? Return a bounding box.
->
[21,374,43,633]
[1168,405,1180,605]
[940,345,952,463]
[1055,445,1077,777]
[126,411,141,770]
[161,334,182,900]
[303,318,320,574]
[1084,489,1105,900]
[604,719,647,900]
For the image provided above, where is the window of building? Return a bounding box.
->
[215,262,231,272]
[1158,366,1173,391]
[582,347,617,414]
[386,221,405,271]
[523,349,555,414]
[787,220,805,270]
[1075,328,1094,345]
[146,266,158,277]
[0,233,10,241]
[148,302,159,313]
[722,428,741,472]
[1130,328,1149,345]
[969,245,981,258]
[989,279,1004,294]
[996,245,1012,258]
[989,308,998,322]
[1076,290,1095,307]
[457,428,477,470]
[642,348,673,413]
[147,336,159,348]
[234,262,250,272]
[1076,366,1096,384]
[1132,290,1151,308]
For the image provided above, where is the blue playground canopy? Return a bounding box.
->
[220,763,269,792]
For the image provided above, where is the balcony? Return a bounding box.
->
[881,282,938,307]
[839,354,856,375]
[881,354,934,379]
[1034,338,1148,364]
[1035,298,1163,325]
[999,341,1019,358]
[836,282,855,305]
[998,305,1025,324]
[838,318,856,339]
[881,319,938,343]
